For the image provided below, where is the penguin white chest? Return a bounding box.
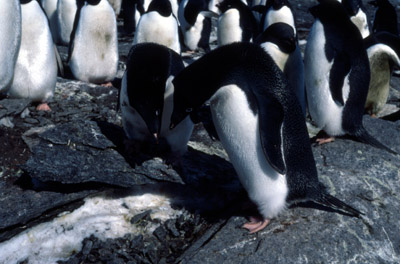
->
[304,20,349,136]
[264,6,295,33]
[350,9,370,39]
[217,9,242,46]
[209,85,288,219]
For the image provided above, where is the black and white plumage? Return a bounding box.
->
[8,0,57,110]
[339,0,370,38]
[120,43,193,157]
[364,32,400,115]
[178,0,212,52]
[56,0,78,45]
[170,42,361,233]
[216,0,258,46]
[68,0,119,84]
[304,0,396,154]
[0,0,21,94]
[133,0,181,54]
[253,0,296,33]
[369,0,398,36]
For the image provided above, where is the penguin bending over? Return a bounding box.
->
[68,0,119,85]
[369,0,398,36]
[133,0,181,54]
[216,0,258,46]
[120,43,193,158]
[170,42,361,233]
[255,22,306,115]
[364,32,400,116]
[178,0,212,52]
[8,0,57,111]
[57,0,78,45]
[0,0,21,94]
[304,1,396,154]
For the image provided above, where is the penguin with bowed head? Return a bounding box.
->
[364,32,400,116]
[304,0,397,154]
[0,0,21,94]
[216,0,258,47]
[68,0,119,86]
[255,22,306,116]
[7,0,57,111]
[339,0,370,38]
[178,0,212,52]
[120,43,193,159]
[369,0,398,36]
[170,42,361,233]
[57,0,78,45]
[133,0,181,54]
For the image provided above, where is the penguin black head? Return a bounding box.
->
[266,0,291,10]
[147,0,173,17]
[86,0,101,5]
[20,0,33,4]
[255,22,296,53]
[217,0,246,14]
[311,0,352,26]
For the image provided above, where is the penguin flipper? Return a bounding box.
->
[352,126,398,155]
[329,51,351,106]
[315,192,362,217]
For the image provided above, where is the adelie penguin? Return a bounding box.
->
[7,0,58,111]
[304,1,396,154]
[40,0,59,43]
[0,0,21,94]
[68,0,119,86]
[57,0,78,45]
[369,0,398,36]
[170,42,361,233]
[216,0,258,46]
[133,0,181,54]
[252,0,296,33]
[338,0,370,38]
[364,32,400,116]
[178,0,212,52]
[120,43,193,159]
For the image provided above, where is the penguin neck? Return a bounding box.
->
[261,42,289,72]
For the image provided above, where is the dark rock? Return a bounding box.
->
[0,98,31,119]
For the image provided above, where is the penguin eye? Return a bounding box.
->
[186,108,193,113]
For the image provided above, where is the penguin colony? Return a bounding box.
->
[1,0,399,234]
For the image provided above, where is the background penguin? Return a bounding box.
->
[255,22,306,115]
[133,0,181,54]
[304,0,396,154]
[339,0,370,38]
[0,0,21,94]
[216,0,258,46]
[57,0,78,45]
[178,0,212,52]
[170,42,361,233]
[122,0,137,34]
[364,32,400,116]
[369,0,398,36]
[120,43,193,158]
[9,0,57,111]
[252,0,296,33]
[68,0,119,85]
[40,0,59,43]
[107,0,122,16]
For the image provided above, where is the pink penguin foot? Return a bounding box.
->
[36,103,51,111]
[101,82,113,87]
[315,136,335,145]
[242,216,270,233]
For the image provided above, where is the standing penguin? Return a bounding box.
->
[40,0,59,43]
[120,43,193,157]
[369,0,398,36]
[178,0,212,52]
[252,0,296,33]
[340,0,370,38]
[304,1,396,154]
[107,0,122,16]
[170,42,361,233]
[57,0,78,45]
[255,22,306,115]
[9,0,57,111]
[133,0,181,54]
[68,0,119,85]
[216,0,258,46]
[0,0,21,94]
[364,32,400,115]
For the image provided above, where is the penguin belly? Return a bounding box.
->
[210,84,288,219]
[133,12,181,54]
[365,44,395,115]
[217,9,242,47]
[69,2,118,84]
[305,21,349,136]
[41,0,59,42]
[0,0,20,93]
[9,1,57,103]
[57,0,77,45]
[264,6,295,33]
[183,14,209,51]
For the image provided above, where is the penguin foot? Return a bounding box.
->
[315,130,335,145]
[101,82,113,87]
[36,103,51,112]
[242,216,270,233]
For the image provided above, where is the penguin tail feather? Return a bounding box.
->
[352,126,398,155]
[315,193,363,217]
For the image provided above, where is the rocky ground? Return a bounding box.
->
[1,0,400,263]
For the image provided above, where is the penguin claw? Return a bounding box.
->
[242,217,270,233]
[316,136,335,145]
[36,103,51,112]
